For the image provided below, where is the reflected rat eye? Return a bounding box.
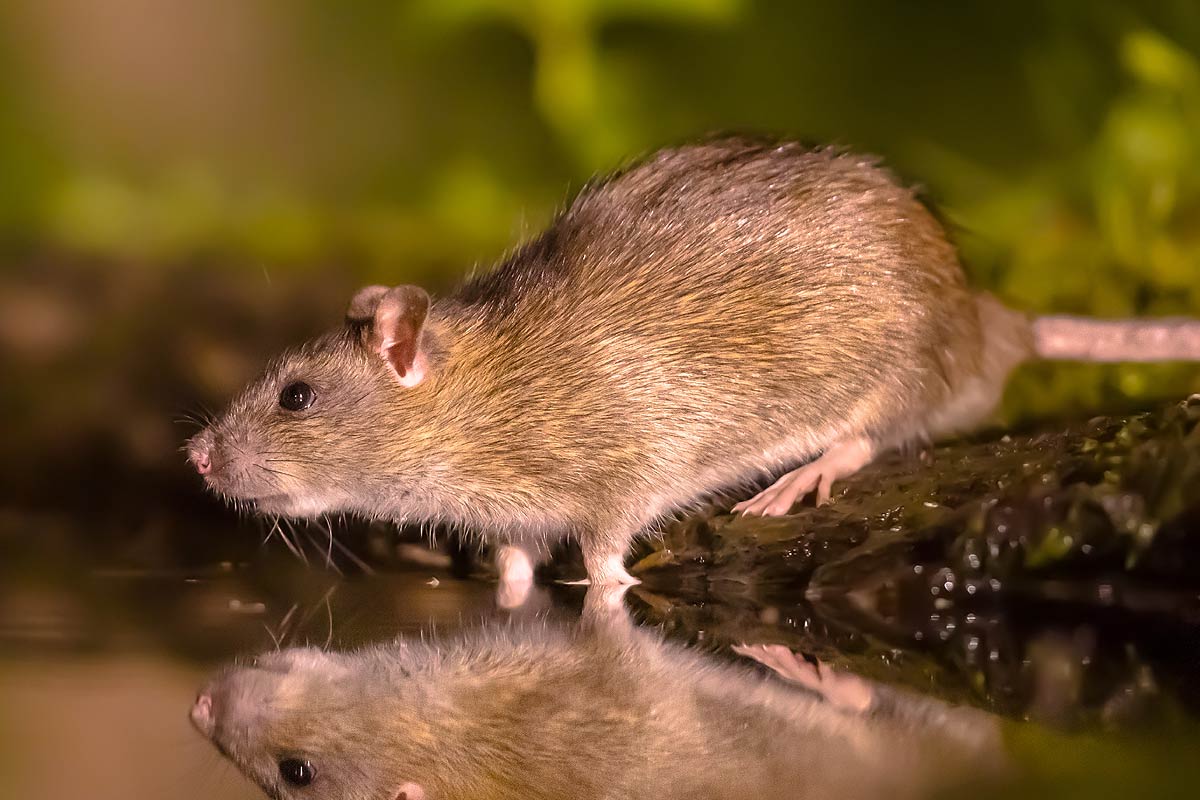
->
[279,758,315,787]
[279,382,316,412]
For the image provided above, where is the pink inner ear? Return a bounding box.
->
[379,337,426,388]
[371,285,430,386]
[381,339,416,377]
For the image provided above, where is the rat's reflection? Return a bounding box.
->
[191,585,1005,800]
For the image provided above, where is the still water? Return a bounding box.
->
[4,514,1200,799]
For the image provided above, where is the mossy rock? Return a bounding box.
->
[628,396,1200,725]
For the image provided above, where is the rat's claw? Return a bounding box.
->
[732,437,875,518]
[815,473,834,507]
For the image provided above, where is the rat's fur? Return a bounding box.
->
[192,608,1001,800]
[188,136,1198,583]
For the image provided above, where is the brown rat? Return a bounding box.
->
[190,587,1003,800]
[186,135,1200,586]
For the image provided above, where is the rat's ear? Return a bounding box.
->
[347,285,431,387]
[346,285,391,324]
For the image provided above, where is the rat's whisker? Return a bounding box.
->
[264,516,281,546]
[322,515,335,571]
[258,464,299,481]
[327,531,375,575]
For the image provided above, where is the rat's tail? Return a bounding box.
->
[1032,315,1200,362]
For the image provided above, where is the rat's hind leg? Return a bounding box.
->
[733,437,875,517]
[584,552,640,586]
[566,523,641,586]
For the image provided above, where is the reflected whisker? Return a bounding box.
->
[263,621,282,651]
[278,603,300,647]
[323,594,335,651]
[278,519,308,564]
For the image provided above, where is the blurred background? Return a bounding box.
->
[5,0,1200,521]
[3,2,1200,798]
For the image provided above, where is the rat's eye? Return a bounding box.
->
[279,382,316,412]
[279,758,315,787]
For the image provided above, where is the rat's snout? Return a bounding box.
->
[190,444,212,475]
[191,689,215,736]
[187,430,215,476]
[189,672,267,744]
[186,425,297,510]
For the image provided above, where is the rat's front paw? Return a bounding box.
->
[495,545,536,609]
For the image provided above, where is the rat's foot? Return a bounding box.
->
[572,551,641,586]
[733,643,873,712]
[733,437,874,517]
[495,545,535,610]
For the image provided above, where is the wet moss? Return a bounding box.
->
[639,395,1200,598]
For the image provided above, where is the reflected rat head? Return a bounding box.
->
[186,285,434,519]
[191,647,426,800]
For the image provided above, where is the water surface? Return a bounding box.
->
[4,512,1200,799]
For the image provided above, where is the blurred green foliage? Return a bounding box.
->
[969,718,1200,800]
[0,0,1198,414]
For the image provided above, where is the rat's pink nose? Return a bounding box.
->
[191,691,214,734]
[190,444,212,475]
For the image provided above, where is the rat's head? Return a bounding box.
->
[191,646,427,800]
[186,285,435,518]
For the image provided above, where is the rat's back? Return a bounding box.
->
[448,138,993,524]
